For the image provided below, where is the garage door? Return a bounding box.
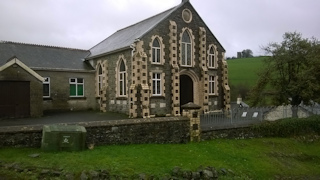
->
[0,81,30,118]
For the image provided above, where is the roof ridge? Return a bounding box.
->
[116,6,176,33]
[0,40,88,52]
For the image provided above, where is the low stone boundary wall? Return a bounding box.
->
[0,117,190,148]
[201,127,262,141]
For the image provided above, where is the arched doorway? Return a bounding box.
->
[180,75,193,106]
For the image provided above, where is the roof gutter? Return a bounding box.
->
[85,46,131,60]
[31,67,95,73]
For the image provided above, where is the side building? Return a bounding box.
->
[0,43,96,118]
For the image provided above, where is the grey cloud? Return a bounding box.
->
[1,0,319,57]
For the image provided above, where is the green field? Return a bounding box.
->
[1,138,319,179]
[1,117,320,179]
[227,57,266,87]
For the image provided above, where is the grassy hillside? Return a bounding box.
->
[227,56,267,87]
[227,57,267,102]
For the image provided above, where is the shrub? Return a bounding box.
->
[251,116,320,137]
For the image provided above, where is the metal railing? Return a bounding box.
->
[200,108,266,131]
[200,105,320,131]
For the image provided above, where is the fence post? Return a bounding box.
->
[230,109,233,124]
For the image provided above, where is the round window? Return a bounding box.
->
[182,9,192,23]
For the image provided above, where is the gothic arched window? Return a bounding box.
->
[98,64,103,95]
[152,38,161,64]
[209,46,215,68]
[118,59,126,96]
[182,30,192,66]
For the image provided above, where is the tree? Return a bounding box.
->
[248,32,320,117]
[241,49,253,58]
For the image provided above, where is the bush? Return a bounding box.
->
[251,116,320,137]
[230,83,250,101]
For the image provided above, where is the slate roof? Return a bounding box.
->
[0,41,93,71]
[87,2,184,58]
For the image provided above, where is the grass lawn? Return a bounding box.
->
[228,57,266,87]
[1,137,320,179]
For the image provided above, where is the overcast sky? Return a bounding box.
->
[1,0,319,57]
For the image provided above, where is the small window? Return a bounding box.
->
[182,31,192,66]
[98,65,103,95]
[209,75,215,95]
[70,78,84,97]
[43,77,50,98]
[208,46,215,68]
[152,38,161,64]
[152,73,161,96]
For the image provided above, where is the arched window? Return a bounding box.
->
[209,46,215,68]
[98,64,103,95]
[182,30,192,66]
[119,60,126,96]
[152,38,161,64]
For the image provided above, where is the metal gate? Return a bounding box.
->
[0,81,30,118]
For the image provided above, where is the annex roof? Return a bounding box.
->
[0,57,44,82]
[87,2,185,59]
[0,41,93,71]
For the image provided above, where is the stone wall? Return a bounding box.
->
[0,117,189,148]
[264,105,310,121]
[201,127,262,141]
[37,70,97,112]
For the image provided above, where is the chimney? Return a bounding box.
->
[182,0,189,3]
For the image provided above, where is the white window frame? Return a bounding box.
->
[98,64,103,95]
[208,47,215,68]
[118,60,126,96]
[181,31,192,67]
[43,77,50,98]
[69,78,84,97]
[209,75,216,95]
[152,38,161,64]
[152,73,162,96]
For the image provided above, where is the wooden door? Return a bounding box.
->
[0,81,30,118]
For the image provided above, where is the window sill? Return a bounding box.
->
[43,97,52,101]
[69,97,87,100]
[181,65,193,68]
[116,97,127,100]
[209,94,218,97]
[151,95,165,99]
[151,63,163,65]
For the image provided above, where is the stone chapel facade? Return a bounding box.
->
[86,0,231,118]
